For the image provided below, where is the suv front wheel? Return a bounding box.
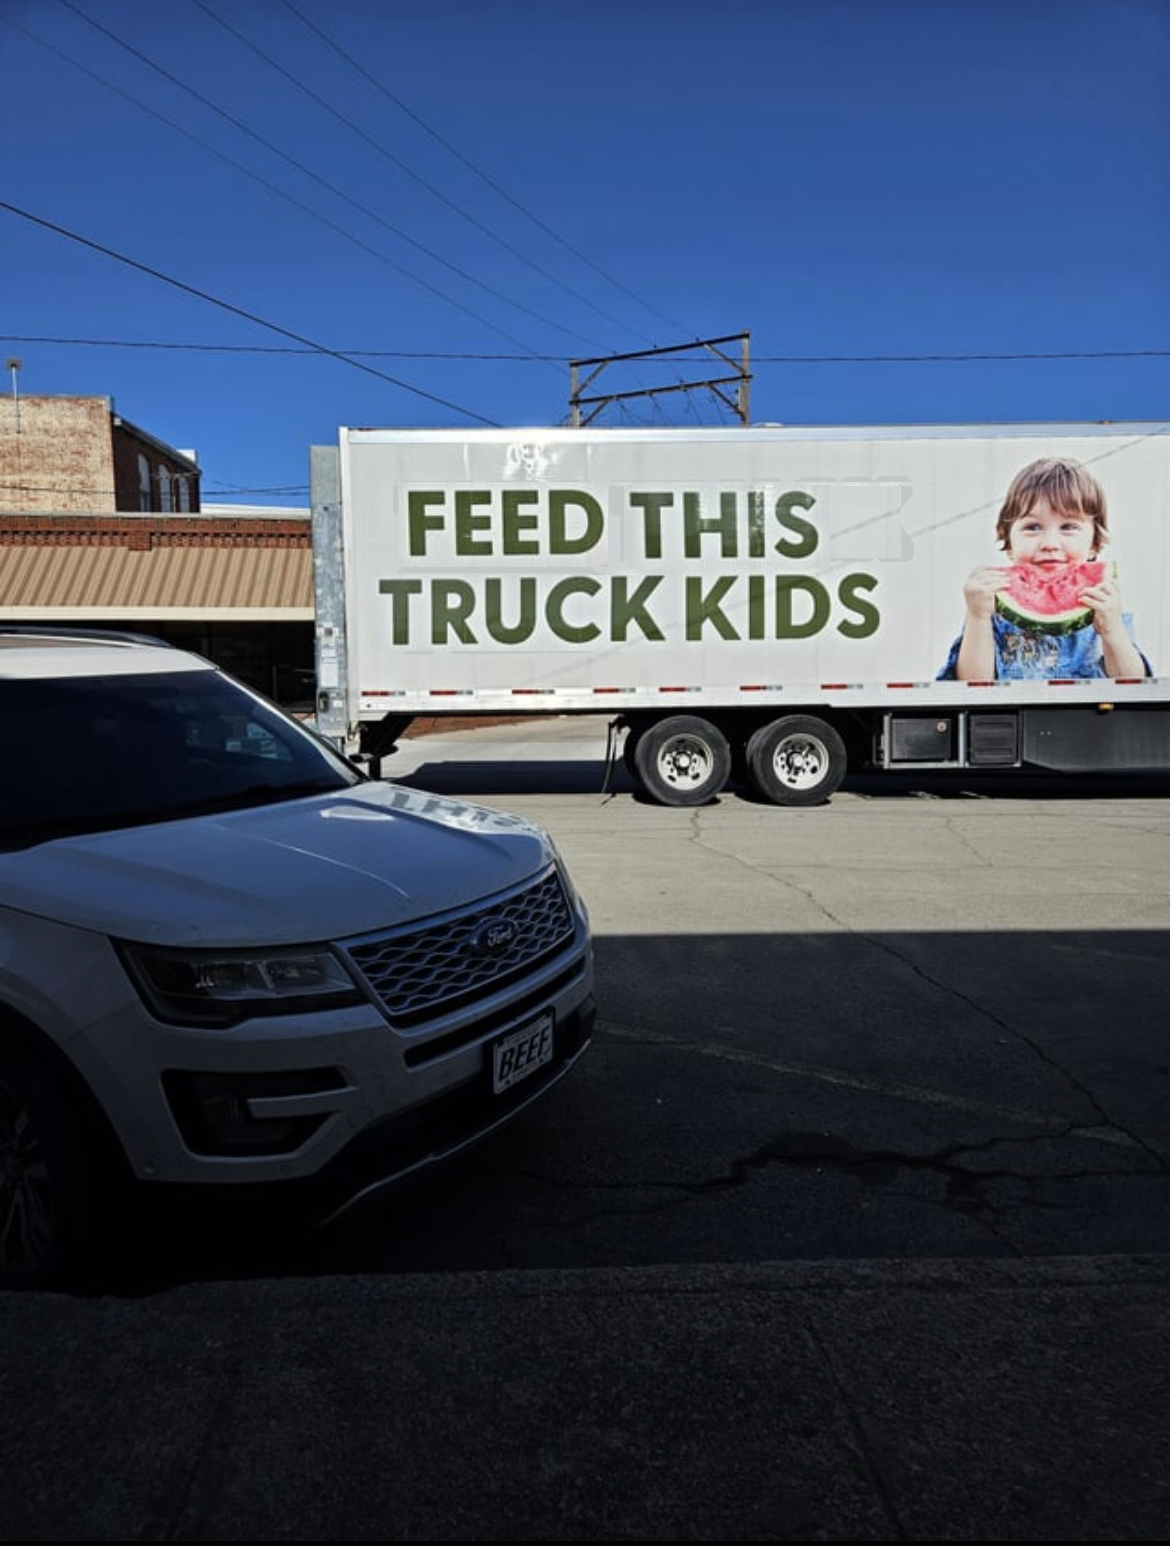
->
[0,1037,129,1292]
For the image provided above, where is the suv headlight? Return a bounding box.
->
[118,942,363,1028]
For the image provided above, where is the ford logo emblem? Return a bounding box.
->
[469,917,517,955]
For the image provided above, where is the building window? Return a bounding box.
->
[159,467,173,513]
[176,475,191,513]
[138,454,151,511]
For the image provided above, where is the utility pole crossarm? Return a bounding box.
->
[568,332,751,427]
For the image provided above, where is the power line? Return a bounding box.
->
[0,200,502,427]
[0,480,309,499]
[757,350,1170,363]
[192,0,636,352]
[1,333,1166,364]
[274,0,691,344]
[46,0,583,364]
[203,487,308,497]
[0,12,504,355]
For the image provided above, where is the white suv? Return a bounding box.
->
[0,629,594,1289]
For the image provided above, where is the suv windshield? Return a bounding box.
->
[1,667,363,846]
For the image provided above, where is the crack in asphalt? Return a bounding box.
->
[503,1121,1165,1258]
[658,818,1169,1174]
[600,1021,1162,1159]
[721,1126,1164,1215]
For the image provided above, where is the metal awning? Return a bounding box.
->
[0,540,313,620]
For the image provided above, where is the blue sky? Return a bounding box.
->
[1,0,1167,503]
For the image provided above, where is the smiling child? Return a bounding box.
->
[937,456,1151,681]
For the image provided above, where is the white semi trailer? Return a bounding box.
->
[311,421,1170,806]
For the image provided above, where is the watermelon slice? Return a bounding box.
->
[995,559,1110,636]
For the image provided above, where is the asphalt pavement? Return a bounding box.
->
[4,1254,1168,1541]
[3,717,1168,1542]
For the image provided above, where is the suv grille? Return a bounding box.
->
[345,867,575,1026]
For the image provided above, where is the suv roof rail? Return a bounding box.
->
[0,625,176,648]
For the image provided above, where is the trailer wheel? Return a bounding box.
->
[745,715,847,807]
[633,716,731,806]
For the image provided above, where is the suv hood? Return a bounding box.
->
[1,782,555,946]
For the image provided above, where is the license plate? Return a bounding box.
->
[492,1013,554,1093]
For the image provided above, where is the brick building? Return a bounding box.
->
[0,394,201,515]
[0,394,314,707]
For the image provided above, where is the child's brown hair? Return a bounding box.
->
[995,456,1109,554]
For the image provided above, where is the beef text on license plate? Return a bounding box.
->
[492,1012,554,1093]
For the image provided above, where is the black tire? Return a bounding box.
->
[744,714,847,807]
[0,1039,128,1292]
[632,715,732,807]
